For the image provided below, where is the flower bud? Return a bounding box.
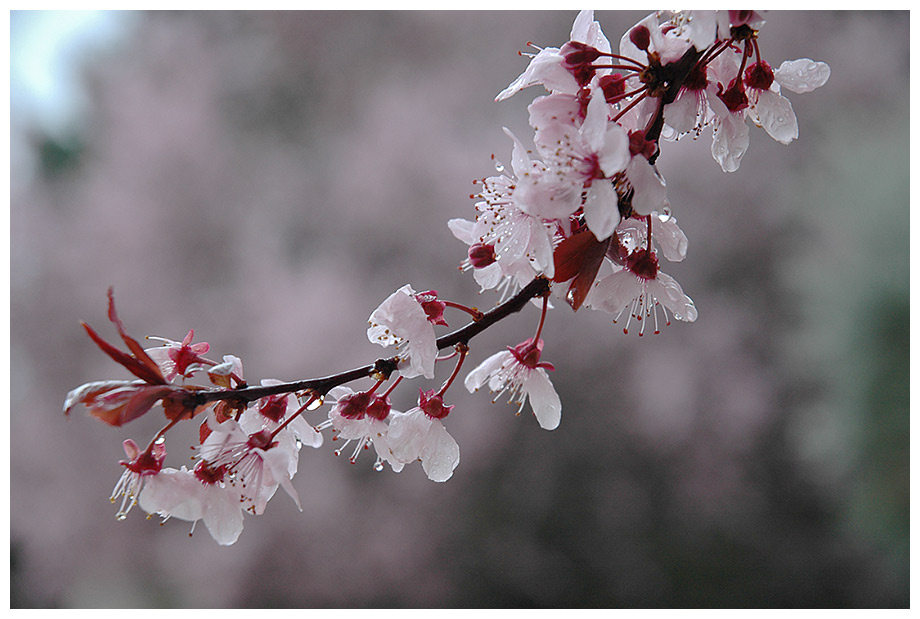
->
[468,242,497,268]
[629,25,651,51]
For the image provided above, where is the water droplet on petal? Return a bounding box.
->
[374,461,384,472]
[657,206,671,222]
[494,160,505,173]
[566,288,576,305]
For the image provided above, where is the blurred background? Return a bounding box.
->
[10,10,909,608]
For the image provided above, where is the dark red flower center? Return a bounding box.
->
[366,395,391,421]
[418,388,453,420]
[338,390,373,420]
[626,248,659,280]
[247,430,276,451]
[744,60,774,91]
[628,130,657,160]
[683,62,708,91]
[194,460,228,485]
[718,78,749,113]
[259,393,288,423]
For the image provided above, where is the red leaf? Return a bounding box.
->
[106,288,165,383]
[552,229,609,311]
[553,229,598,283]
[82,322,166,385]
[89,385,172,427]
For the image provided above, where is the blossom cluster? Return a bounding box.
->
[64,10,828,545]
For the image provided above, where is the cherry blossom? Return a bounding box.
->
[254,379,323,451]
[527,90,630,239]
[386,393,460,483]
[367,284,438,379]
[745,57,830,145]
[449,131,557,295]
[495,10,611,101]
[197,409,302,515]
[110,438,166,519]
[138,463,245,546]
[145,329,213,381]
[464,337,562,431]
[585,248,697,335]
[317,386,404,473]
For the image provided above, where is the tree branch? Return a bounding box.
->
[187,276,551,407]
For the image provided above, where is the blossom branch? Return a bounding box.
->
[184,276,551,408]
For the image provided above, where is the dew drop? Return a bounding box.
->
[307,396,323,411]
[494,160,505,173]
[115,512,128,521]
[374,461,384,472]
[657,206,672,222]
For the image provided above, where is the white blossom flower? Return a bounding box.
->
[109,438,166,520]
[745,58,830,145]
[495,10,610,101]
[316,386,404,473]
[464,337,561,431]
[386,394,459,483]
[526,94,630,238]
[367,284,438,379]
[139,464,245,546]
[449,131,557,296]
[206,354,244,389]
[197,409,302,515]
[585,249,697,335]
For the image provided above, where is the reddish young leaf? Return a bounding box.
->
[82,322,166,385]
[106,288,165,382]
[88,384,173,427]
[552,229,609,311]
[553,229,599,283]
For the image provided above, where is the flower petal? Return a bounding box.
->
[774,58,830,94]
[523,368,562,430]
[420,420,460,483]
